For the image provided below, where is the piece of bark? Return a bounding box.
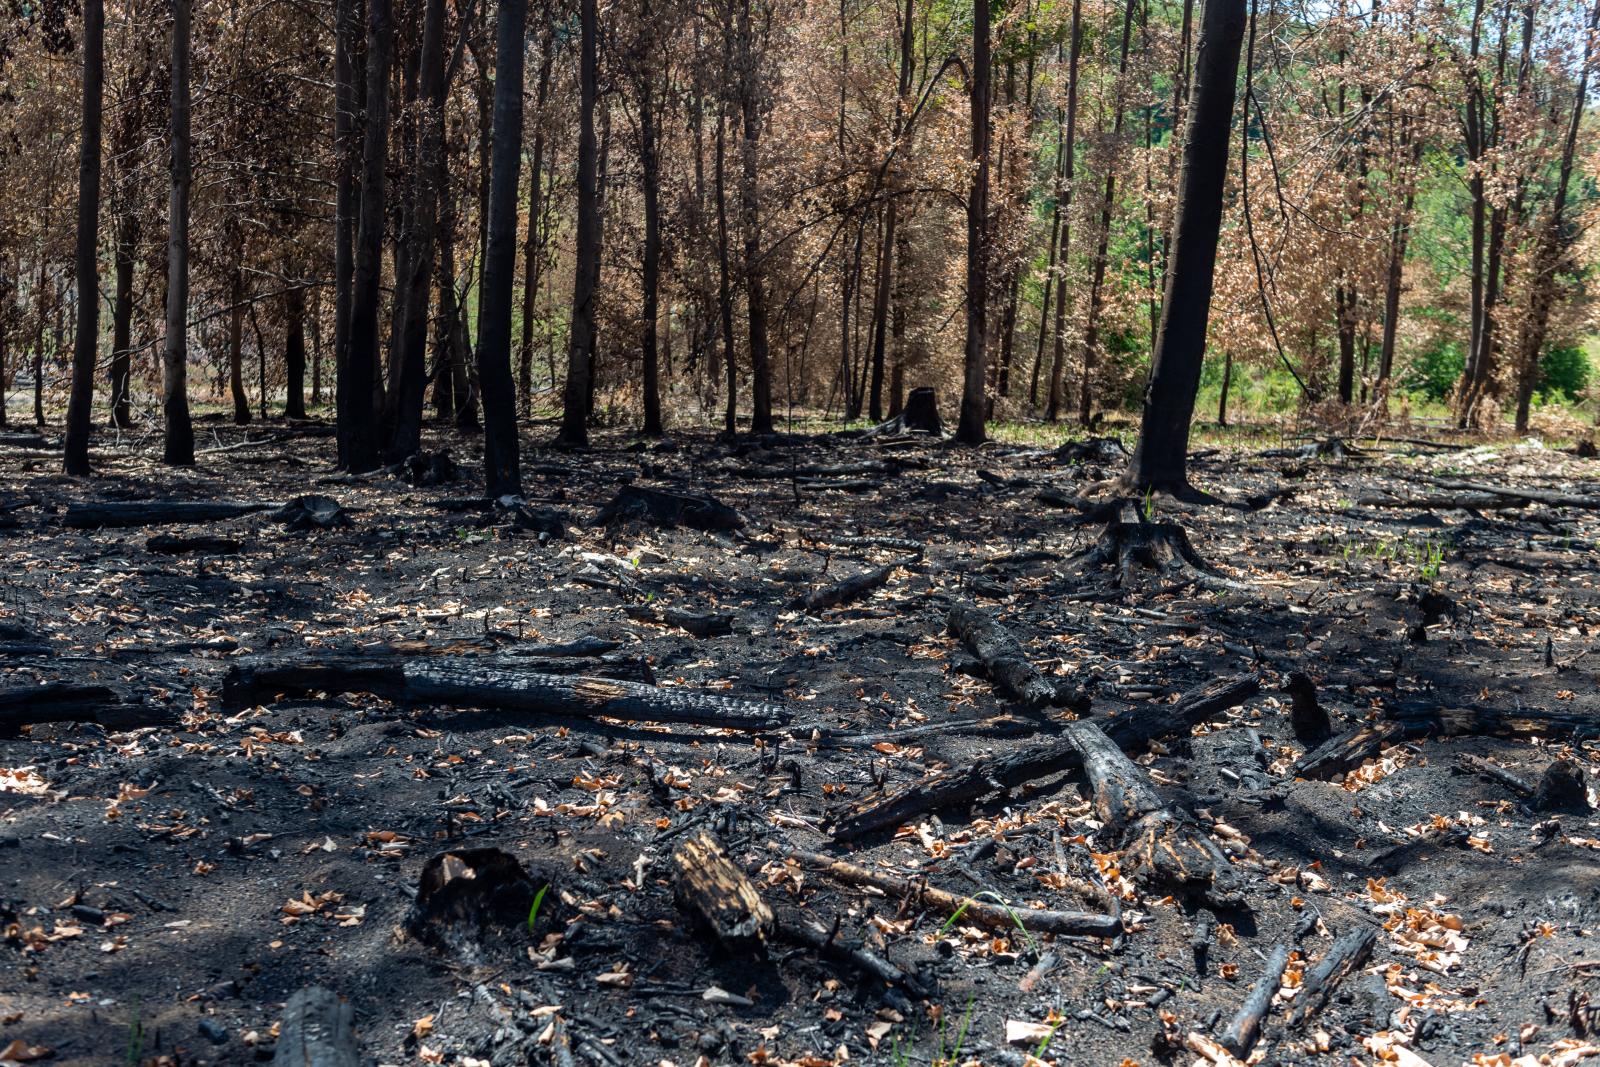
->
[0,683,170,738]
[830,674,1259,841]
[220,655,789,730]
[146,533,243,555]
[777,844,1119,938]
[774,917,927,996]
[1218,943,1290,1057]
[1066,719,1241,907]
[1285,927,1376,1028]
[624,603,734,637]
[796,557,914,613]
[946,603,1064,708]
[271,986,357,1067]
[672,830,774,956]
[64,500,274,528]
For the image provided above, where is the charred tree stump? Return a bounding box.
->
[947,603,1076,709]
[272,986,357,1067]
[869,387,942,436]
[1066,719,1241,907]
[1536,759,1591,812]
[830,673,1258,841]
[1070,504,1237,592]
[594,485,743,531]
[1283,672,1331,745]
[671,830,774,956]
[221,656,790,730]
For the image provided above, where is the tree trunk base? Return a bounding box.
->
[1070,505,1238,593]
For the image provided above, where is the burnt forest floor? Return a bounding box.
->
[3,415,1600,1067]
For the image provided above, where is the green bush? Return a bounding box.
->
[1401,338,1465,401]
[1538,343,1590,403]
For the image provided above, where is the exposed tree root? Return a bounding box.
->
[1069,504,1243,594]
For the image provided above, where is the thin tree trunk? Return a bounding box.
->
[640,66,665,437]
[332,0,359,450]
[162,0,195,466]
[739,0,773,435]
[715,105,738,436]
[229,271,251,424]
[477,0,527,492]
[1045,0,1083,422]
[1121,0,1246,494]
[954,0,990,445]
[1217,348,1231,427]
[63,0,104,476]
[342,0,390,472]
[108,211,135,429]
[556,0,598,448]
[284,285,309,419]
[519,31,554,414]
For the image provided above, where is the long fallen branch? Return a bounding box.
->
[773,843,1120,939]
[830,674,1259,841]
[221,656,791,730]
[794,556,916,612]
[64,500,275,528]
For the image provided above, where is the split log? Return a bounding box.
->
[0,683,171,738]
[146,533,242,555]
[1218,943,1290,1057]
[672,830,774,956]
[64,500,274,529]
[271,986,357,1067]
[1285,927,1375,1028]
[774,917,927,996]
[776,844,1119,939]
[1066,719,1241,907]
[946,604,1065,709]
[595,485,743,531]
[796,557,914,613]
[220,656,790,730]
[623,603,734,638]
[830,674,1258,841]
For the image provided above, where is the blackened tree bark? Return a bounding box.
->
[108,212,135,429]
[284,285,309,419]
[737,0,773,435]
[63,0,104,476]
[714,105,739,436]
[866,0,915,424]
[1122,0,1246,494]
[342,0,391,473]
[162,0,195,466]
[1044,0,1082,422]
[332,0,359,435]
[954,0,990,445]
[520,29,554,412]
[557,0,599,448]
[388,0,448,460]
[477,0,526,492]
[639,63,665,437]
[229,271,251,424]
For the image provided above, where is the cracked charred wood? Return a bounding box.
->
[623,603,734,637]
[1285,926,1375,1028]
[774,917,927,996]
[776,844,1120,938]
[1456,754,1535,797]
[1294,702,1600,781]
[830,674,1258,841]
[272,985,357,1067]
[947,603,1074,709]
[1066,719,1241,907]
[1424,478,1600,510]
[146,533,243,555]
[672,830,774,956]
[1283,672,1331,745]
[0,683,171,737]
[64,499,275,528]
[795,556,915,612]
[594,485,743,530]
[1217,942,1289,1057]
[221,656,790,729]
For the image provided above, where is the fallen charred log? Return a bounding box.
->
[947,603,1079,709]
[795,557,914,612]
[221,655,790,730]
[0,683,172,738]
[673,830,774,957]
[595,485,743,531]
[272,986,357,1067]
[65,500,274,529]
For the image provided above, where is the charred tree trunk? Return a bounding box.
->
[108,212,135,430]
[1121,0,1245,494]
[954,0,990,445]
[556,0,599,449]
[640,59,665,437]
[229,271,251,425]
[332,0,358,434]
[519,30,553,413]
[161,0,195,466]
[738,0,774,435]
[1045,0,1083,422]
[63,0,104,476]
[284,285,309,419]
[342,0,390,473]
[714,105,738,436]
[387,0,447,461]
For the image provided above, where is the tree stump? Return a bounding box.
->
[1070,504,1236,593]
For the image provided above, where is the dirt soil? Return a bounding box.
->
[3,420,1600,1067]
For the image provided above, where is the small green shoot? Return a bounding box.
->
[1141,486,1156,521]
[527,883,550,934]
